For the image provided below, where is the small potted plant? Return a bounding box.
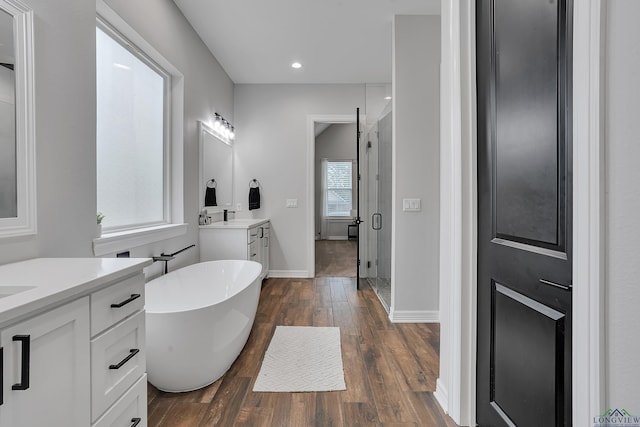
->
[97,212,105,235]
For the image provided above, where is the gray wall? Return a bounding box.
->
[233,84,365,276]
[0,0,234,276]
[392,15,440,316]
[604,0,640,410]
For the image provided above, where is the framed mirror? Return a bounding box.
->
[199,120,233,211]
[0,0,35,238]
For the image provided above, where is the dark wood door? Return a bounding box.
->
[476,1,572,426]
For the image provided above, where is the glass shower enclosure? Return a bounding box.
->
[364,84,392,311]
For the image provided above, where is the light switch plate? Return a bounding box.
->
[403,198,421,212]
[286,198,298,208]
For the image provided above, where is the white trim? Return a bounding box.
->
[0,0,36,239]
[306,114,357,279]
[435,378,449,414]
[572,0,605,424]
[388,309,439,323]
[438,0,463,423]
[92,223,188,256]
[267,270,309,279]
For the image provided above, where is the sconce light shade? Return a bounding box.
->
[212,113,235,143]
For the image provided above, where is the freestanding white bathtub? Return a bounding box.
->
[145,260,262,392]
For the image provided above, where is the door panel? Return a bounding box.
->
[493,0,566,249]
[477,1,573,426]
[492,282,566,426]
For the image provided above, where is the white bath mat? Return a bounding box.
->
[253,326,346,392]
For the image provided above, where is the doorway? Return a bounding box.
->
[313,121,359,278]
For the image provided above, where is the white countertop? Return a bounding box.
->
[199,218,269,229]
[0,257,152,326]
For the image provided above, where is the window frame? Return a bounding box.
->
[93,1,185,256]
[96,18,172,232]
[324,160,354,218]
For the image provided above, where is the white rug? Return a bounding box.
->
[253,326,346,392]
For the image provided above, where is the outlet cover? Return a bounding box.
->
[286,199,298,208]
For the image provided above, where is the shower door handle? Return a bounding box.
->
[372,213,382,230]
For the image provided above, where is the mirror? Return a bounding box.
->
[0,0,35,238]
[199,120,233,211]
[0,9,15,218]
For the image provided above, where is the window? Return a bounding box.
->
[325,161,353,217]
[96,21,169,231]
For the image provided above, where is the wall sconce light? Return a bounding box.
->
[213,113,236,142]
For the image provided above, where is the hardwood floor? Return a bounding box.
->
[315,240,357,277]
[147,277,458,426]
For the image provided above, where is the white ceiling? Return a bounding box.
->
[172,0,440,84]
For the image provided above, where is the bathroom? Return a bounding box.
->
[0,0,639,426]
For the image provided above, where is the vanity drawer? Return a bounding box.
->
[248,227,259,243]
[91,310,146,421]
[93,374,148,427]
[91,274,145,336]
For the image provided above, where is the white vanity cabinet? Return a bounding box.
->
[0,258,152,427]
[0,297,90,427]
[200,219,270,280]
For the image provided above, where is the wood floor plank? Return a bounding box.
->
[312,306,334,327]
[342,402,382,426]
[405,391,458,427]
[340,333,374,403]
[289,392,317,427]
[361,339,418,424]
[379,329,434,392]
[233,407,274,427]
[315,392,344,427]
[198,376,251,426]
[156,402,208,427]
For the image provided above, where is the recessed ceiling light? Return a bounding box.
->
[291,62,302,69]
[384,96,392,100]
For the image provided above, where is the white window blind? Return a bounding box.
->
[325,161,353,217]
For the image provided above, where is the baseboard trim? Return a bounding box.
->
[327,236,349,241]
[389,309,439,323]
[267,270,310,278]
[435,378,449,414]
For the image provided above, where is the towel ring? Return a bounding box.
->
[249,179,260,188]
[207,179,217,188]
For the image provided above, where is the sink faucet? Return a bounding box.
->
[223,209,236,222]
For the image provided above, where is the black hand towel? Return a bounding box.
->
[205,186,217,206]
[249,187,260,210]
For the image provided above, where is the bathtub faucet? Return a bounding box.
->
[153,244,196,274]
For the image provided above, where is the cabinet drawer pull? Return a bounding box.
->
[12,335,30,391]
[110,293,141,308]
[131,418,142,427]
[109,349,140,370]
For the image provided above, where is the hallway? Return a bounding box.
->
[147,277,457,426]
